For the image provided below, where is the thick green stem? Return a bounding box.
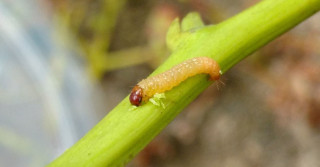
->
[48,0,320,166]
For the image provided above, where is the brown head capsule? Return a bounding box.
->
[129,85,143,106]
[129,57,221,106]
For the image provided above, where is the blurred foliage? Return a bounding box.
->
[51,0,127,78]
[49,0,230,79]
[50,0,180,78]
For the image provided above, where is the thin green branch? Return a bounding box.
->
[48,0,320,166]
[98,47,154,72]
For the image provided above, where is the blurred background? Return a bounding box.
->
[0,0,320,166]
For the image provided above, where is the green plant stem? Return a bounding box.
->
[48,0,320,166]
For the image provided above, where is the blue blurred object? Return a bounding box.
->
[0,0,107,166]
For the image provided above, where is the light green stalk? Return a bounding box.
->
[48,0,320,166]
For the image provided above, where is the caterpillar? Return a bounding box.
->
[129,57,221,106]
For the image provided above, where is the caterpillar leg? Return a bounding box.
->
[149,93,166,109]
[129,105,138,111]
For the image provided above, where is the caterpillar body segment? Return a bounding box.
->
[129,57,221,106]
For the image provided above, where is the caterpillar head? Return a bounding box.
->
[129,85,143,106]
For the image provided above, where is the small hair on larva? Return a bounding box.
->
[129,57,221,106]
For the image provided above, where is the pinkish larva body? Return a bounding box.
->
[129,57,221,106]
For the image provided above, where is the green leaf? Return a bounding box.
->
[181,12,205,31]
